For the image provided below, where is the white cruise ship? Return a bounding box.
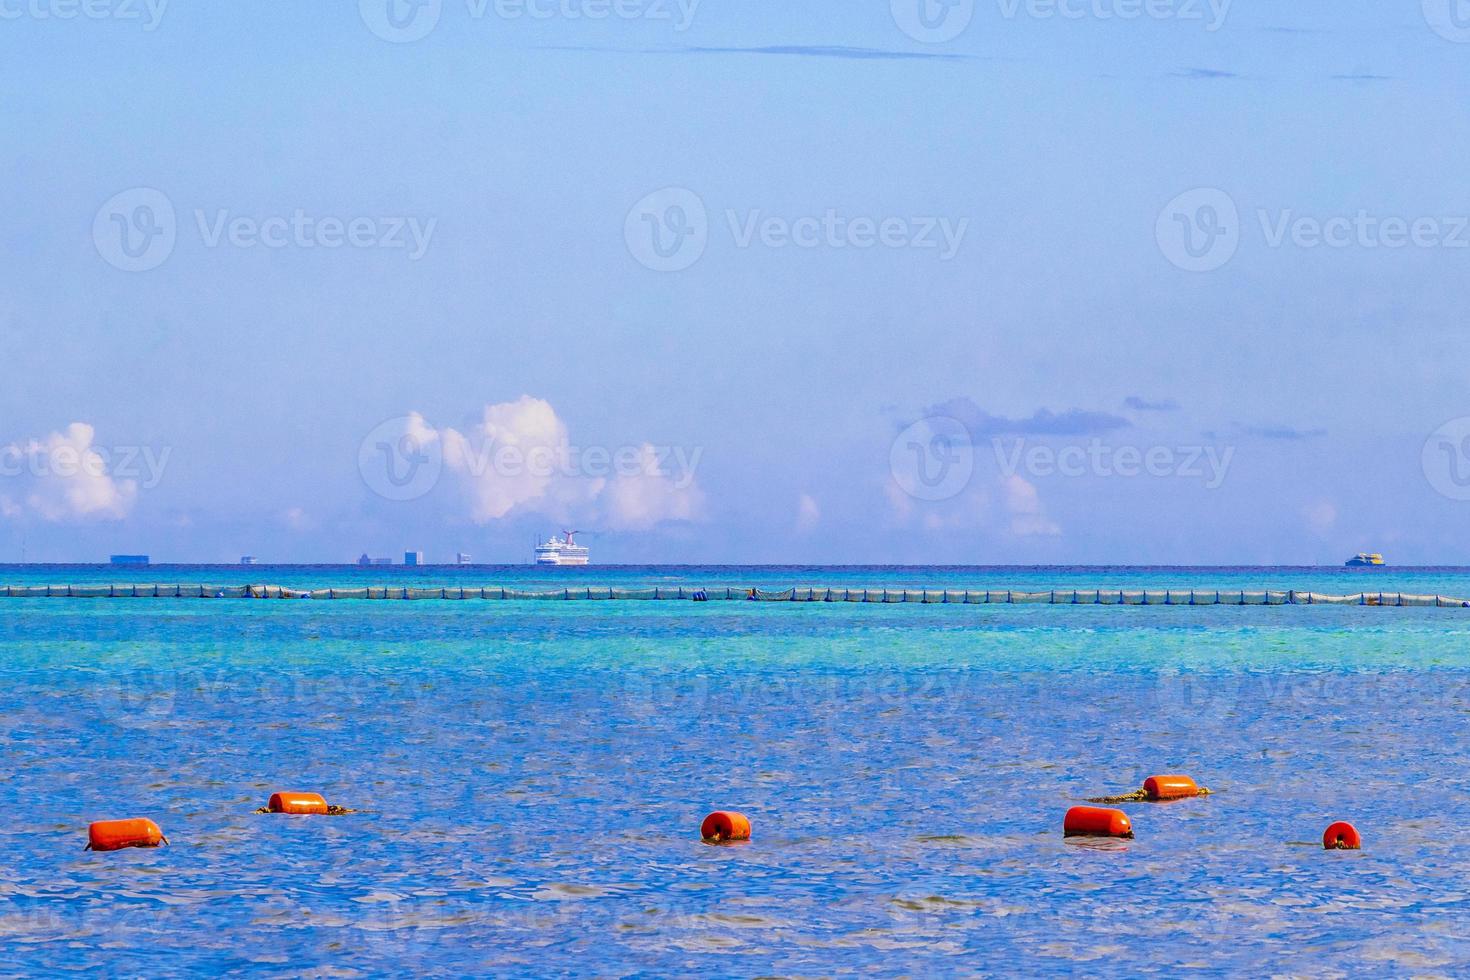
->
[534,531,590,566]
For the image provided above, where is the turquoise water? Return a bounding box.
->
[4,566,1470,974]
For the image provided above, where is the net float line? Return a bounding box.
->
[4,585,1470,607]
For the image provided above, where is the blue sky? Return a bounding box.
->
[2,1,1470,564]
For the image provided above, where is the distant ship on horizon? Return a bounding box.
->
[1345,552,1386,567]
[535,531,590,566]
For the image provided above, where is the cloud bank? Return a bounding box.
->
[404,397,703,531]
[0,423,138,522]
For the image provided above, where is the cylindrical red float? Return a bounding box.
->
[1064,806,1132,838]
[1323,821,1361,850]
[1143,775,1200,800]
[700,811,751,842]
[268,792,330,815]
[87,818,167,852]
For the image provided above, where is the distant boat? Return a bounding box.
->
[240,556,258,566]
[1345,553,1385,567]
[535,531,590,566]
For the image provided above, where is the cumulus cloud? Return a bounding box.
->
[1003,475,1061,537]
[601,444,705,530]
[0,423,137,522]
[1302,500,1337,536]
[408,397,702,530]
[795,493,821,533]
[438,397,590,523]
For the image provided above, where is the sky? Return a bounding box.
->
[2,0,1469,564]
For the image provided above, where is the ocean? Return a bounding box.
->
[4,565,1470,974]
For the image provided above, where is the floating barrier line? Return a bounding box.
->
[2,585,1470,607]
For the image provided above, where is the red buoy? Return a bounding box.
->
[1323,821,1361,850]
[1143,775,1201,800]
[87,818,167,852]
[1064,806,1133,839]
[267,792,329,815]
[701,811,751,842]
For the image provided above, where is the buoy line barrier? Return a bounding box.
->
[1087,774,1212,804]
[255,792,355,815]
[6,585,1470,607]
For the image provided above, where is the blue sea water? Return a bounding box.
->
[4,565,1470,975]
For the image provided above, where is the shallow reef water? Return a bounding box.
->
[3,566,1470,974]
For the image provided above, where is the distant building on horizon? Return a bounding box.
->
[357,553,392,567]
[404,551,424,566]
[109,555,149,567]
[455,552,472,565]
[240,556,258,566]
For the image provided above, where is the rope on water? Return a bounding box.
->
[1086,787,1213,805]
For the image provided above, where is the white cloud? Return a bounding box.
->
[438,397,592,523]
[411,397,702,530]
[1302,500,1337,536]
[795,493,820,533]
[1003,475,1061,537]
[601,444,704,530]
[0,423,137,522]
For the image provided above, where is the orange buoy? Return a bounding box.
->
[86,818,167,852]
[267,792,329,815]
[701,811,751,842]
[1064,806,1133,839]
[1143,775,1201,800]
[1323,821,1361,850]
